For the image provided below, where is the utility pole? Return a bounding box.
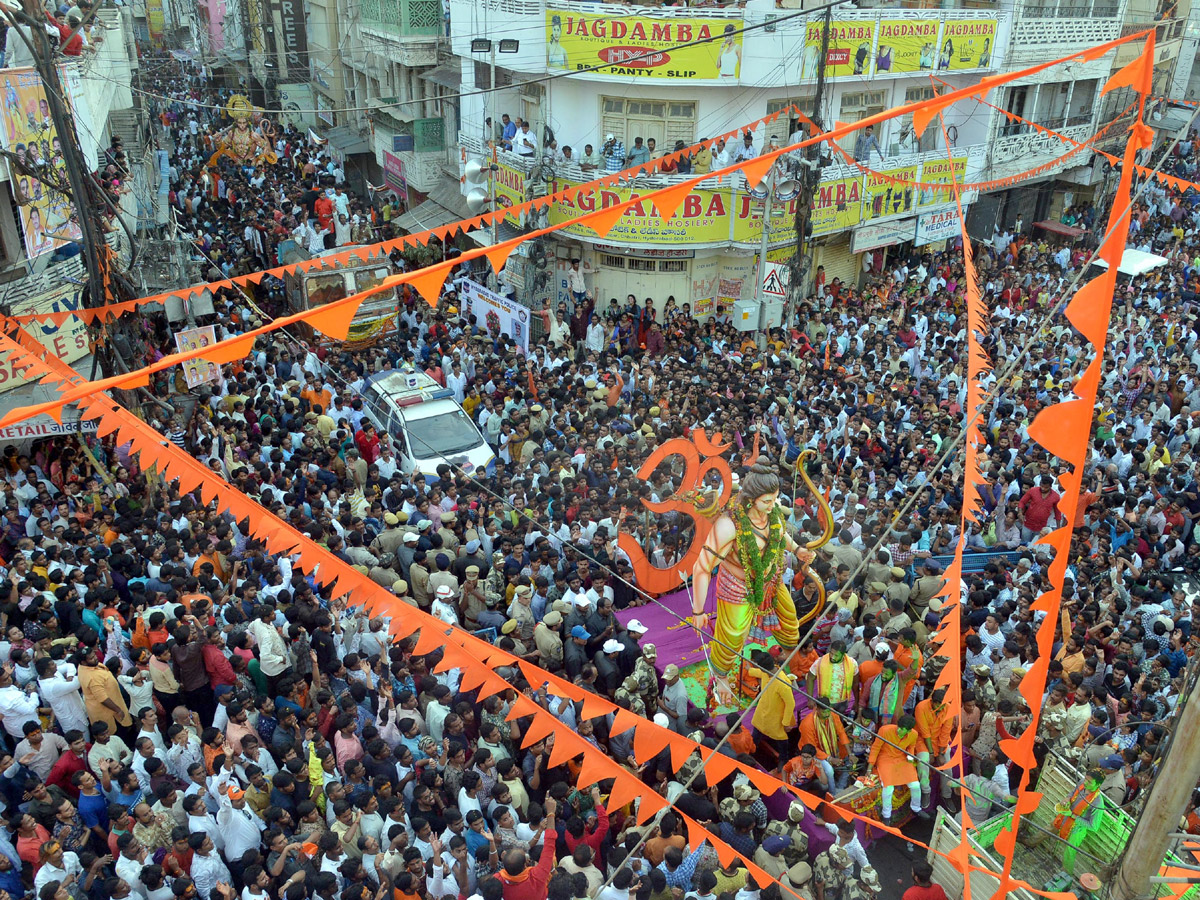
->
[1110,665,1200,900]
[4,0,114,373]
[786,5,830,331]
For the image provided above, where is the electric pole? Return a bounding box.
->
[4,0,115,374]
[1110,663,1200,900]
[786,5,830,331]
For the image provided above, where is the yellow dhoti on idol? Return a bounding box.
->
[709,556,799,676]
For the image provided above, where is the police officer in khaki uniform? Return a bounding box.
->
[534,610,563,669]
[509,585,536,643]
[861,582,889,621]
[909,561,945,613]
[499,619,530,656]
[459,565,487,629]
[884,566,910,606]
[436,511,460,555]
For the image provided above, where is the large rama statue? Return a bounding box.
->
[691,454,833,706]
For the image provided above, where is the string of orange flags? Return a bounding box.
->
[7,27,1157,330]
[0,315,1118,900]
[0,25,1157,431]
[8,102,812,327]
[931,81,1200,197]
[987,32,1154,900]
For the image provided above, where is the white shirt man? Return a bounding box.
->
[37,660,88,735]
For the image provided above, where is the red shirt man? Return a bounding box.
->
[1018,475,1061,533]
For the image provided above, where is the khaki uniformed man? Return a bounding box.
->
[534,611,564,669]
[909,561,945,611]
[460,565,487,629]
[754,835,791,881]
[812,844,853,900]
[436,512,460,555]
[508,584,536,643]
[884,566,910,606]
[614,675,646,718]
[371,512,409,556]
[782,861,815,900]
[860,583,888,621]
[409,553,431,606]
[499,619,529,656]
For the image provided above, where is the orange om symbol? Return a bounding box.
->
[617,428,759,595]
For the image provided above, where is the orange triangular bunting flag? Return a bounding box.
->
[305,298,364,342]
[738,155,776,190]
[486,239,520,275]
[1104,31,1155,95]
[586,203,628,239]
[653,180,694,224]
[45,405,62,425]
[200,334,256,366]
[408,266,449,308]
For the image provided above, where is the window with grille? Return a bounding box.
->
[895,87,939,154]
[838,91,887,154]
[1001,86,1029,137]
[628,259,656,272]
[767,94,818,142]
[1067,80,1098,127]
[1034,82,1070,130]
[601,97,696,150]
[601,255,626,269]
[659,260,688,273]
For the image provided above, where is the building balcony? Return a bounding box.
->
[988,120,1093,180]
[460,132,986,248]
[1007,0,1124,63]
[360,0,443,38]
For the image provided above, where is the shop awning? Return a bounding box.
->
[1033,219,1085,239]
[466,220,524,247]
[322,126,372,156]
[420,64,461,91]
[393,199,463,234]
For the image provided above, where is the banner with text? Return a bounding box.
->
[461,280,531,354]
[546,10,742,81]
[916,207,967,245]
[875,19,938,73]
[811,175,864,236]
[805,20,878,79]
[0,283,88,394]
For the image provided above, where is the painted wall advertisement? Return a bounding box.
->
[461,279,530,354]
[278,83,314,128]
[175,325,221,389]
[916,207,966,245]
[939,20,996,71]
[0,284,88,395]
[875,20,937,74]
[0,68,83,260]
[861,165,916,222]
[546,11,742,81]
[690,256,719,318]
[803,20,877,79]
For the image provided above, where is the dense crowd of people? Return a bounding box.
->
[0,58,1198,900]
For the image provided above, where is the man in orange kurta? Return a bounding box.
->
[914,688,955,800]
[868,714,927,825]
[799,705,851,792]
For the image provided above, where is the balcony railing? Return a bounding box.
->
[360,0,442,36]
[1019,0,1118,15]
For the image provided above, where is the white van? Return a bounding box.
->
[363,369,495,478]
